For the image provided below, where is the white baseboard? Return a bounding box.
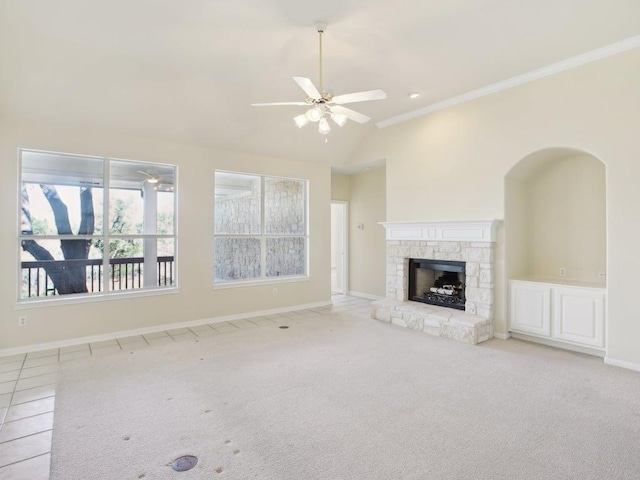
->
[347,291,384,300]
[0,300,332,358]
[493,332,511,340]
[509,332,605,358]
[604,356,640,373]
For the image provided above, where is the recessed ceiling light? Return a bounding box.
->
[408,92,421,99]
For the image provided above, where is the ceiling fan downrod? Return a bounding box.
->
[316,22,326,94]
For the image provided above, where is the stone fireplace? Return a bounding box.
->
[371,220,500,345]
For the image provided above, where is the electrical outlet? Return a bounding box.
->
[598,270,606,280]
[559,267,566,277]
[18,316,27,327]
[272,288,278,296]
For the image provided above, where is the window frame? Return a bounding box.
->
[213,170,309,287]
[17,148,179,305]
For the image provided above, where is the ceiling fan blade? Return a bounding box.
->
[330,105,371,124]
[251,102,309,106]
[292,76,322,100]
[332,89,387,105]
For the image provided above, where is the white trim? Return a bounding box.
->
[347,291,384,301]
[604,357,640,373]
[377,35,640,128]
[0,300,331,358]
[509,332,605,358]
[213,276,310,289]
[15,287,180,310]
[380,220,501,242]
[493,332,511,340]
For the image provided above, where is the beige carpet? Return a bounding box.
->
[51,311,640,479]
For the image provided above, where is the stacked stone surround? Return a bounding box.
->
[386,240,495,318]
[372,221,499,345]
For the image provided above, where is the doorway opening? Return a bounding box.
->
[331,202,348,294]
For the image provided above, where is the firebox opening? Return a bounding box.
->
[408,259,466,311]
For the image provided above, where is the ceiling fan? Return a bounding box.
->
[137,170,160,184]
[251,23,386,135]
[137,170,175,191]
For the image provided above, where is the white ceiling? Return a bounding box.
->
[1,0,639,167]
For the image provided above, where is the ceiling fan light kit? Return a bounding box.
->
[251,22,386,136]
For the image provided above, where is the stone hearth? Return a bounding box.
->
[372,220,500,345]
[371,300,492,344]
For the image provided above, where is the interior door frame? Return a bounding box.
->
[331,201,349,294]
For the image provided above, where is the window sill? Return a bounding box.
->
[213,276,310,290]
[15,287,180,310]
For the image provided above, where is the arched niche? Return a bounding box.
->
[505,147,606,285]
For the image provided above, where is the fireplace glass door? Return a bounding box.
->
[408,259,466,310]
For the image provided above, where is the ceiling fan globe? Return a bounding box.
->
[331,112,347,127]
[306,106,323,122]
[318,117,331,134]
[294,114,309,128]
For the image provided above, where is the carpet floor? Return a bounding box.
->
[51,310,640,479]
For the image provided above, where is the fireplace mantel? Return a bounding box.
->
[380,220,501,243]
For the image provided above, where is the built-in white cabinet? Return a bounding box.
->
[509,280,606,351]
[510,282,551,336]
[552,286,605,348]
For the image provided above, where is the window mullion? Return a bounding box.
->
[305,180,309,276]
[102,158,110,294]
[260,176,266,279]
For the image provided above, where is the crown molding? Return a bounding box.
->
[377,35,640,129]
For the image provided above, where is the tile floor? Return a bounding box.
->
[0,295,372,479]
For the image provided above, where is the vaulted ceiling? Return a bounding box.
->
[1,0,639,167]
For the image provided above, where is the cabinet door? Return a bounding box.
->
[553,287,605,348]
[509,282,551,337]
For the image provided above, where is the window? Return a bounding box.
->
[19,149,177,301]
[214,172,307,283]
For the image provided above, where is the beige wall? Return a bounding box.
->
[524,154,606,283]
[1,119,331,350]
[348,167,387,298]
[350,48,640,368]
[331,173,351,201]
[504,177,529,280]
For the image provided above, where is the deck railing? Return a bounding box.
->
[21,256,174,298]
